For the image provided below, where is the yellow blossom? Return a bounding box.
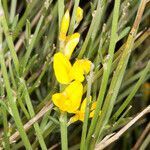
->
[71,59,91,82]
[53,52,92,84]
[76,7,83,23]
[59,9,70,41]
[52,81,83,113]
[53,52,73,84]
[69,98,97,123]
[63,33,80,59]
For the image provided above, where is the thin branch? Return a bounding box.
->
[132,122,150,150]
[95,105,150,150]
[0,10,42,76]
[9,102,53,143]
[48,142,61,150]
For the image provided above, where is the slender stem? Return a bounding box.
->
[2,0,9,22]
[68,0,80,34]
[140,133,150,150]
[80,65,93,150]
[10,0,17,23]
[1,3,20,75]
[90,1,147,148]
[21,79,47,150]
[13,0,36,39]
[58,0,64,29]
[78,0,105,58]
[0,18,32,150]
[86,0,121,147]
[21,15,44,72]
[1,106,10,150]
[111,62,150,121]
[132,122,150,150]
[9,102,53,144]
[60,112,68,150]
[95,106,150,150]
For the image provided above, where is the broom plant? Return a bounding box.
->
[0,0,150,149]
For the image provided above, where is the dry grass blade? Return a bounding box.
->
[132,122,150,150]
[95,105,150,150]
[9,102,53,143]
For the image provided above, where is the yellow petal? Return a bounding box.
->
[91,101,97,111]
[90,109,101,118]
[89,110,95,118]
[71,59,92,82]
[80,59,91,74]
[69,114,79,124]
[63,33,80,59]
[80,99,86,112]
[80,97,92,112]
[71,64,84,82]
[53,52,73,84]
[59,10,70,41]
[52,81,83,113]
[78,112,85,121]
[76,7,83,23]
[52,93,69,112]
[64,81,83,113]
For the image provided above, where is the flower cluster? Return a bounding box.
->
[52,8,96,123]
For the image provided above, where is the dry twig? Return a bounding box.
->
[9,101,53,143]
[95,105,150,150]
[132,122,150,150]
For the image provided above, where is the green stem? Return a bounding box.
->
[13,0,36,39]
[10,0,17,23]
[0,20,32,150]
[21,15,44,73]
[21,79,47,150]
[1,107,10,150]
[1,3,20,75]
[90,1,147,148]
[2,0,9,23]
[140,133,150,150]
[86,0,121,147]
[80,65,93,150]
[68,0,80,34]
[58,0,64,29]
[60,112,68,150]
[78,0,105,58]
[112,62,150,121]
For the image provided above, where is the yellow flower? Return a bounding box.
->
[69,98,97,123]
[52,81,83,113]
[71,59,91,82]
[53,52,92,84]
[53,52,73,84]
[59,9,70,41]
[63,33,80,59]
[76,7,83,23]
[58,9,81,58]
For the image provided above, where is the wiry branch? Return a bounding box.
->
[9,102,53,143]
[95,105,150,150]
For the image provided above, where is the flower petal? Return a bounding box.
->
[71,59,91,82]
[76,7,83,23]
[52,93,68,112]
[80,98,86,112]
[59,10,70,41]
[53,52,72,84]
[63,33,80,59]
[64,81,83,113]
[80,97,92,112]
[89,110,95,118]
[91,101,97,111]
[68,114,79,124]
